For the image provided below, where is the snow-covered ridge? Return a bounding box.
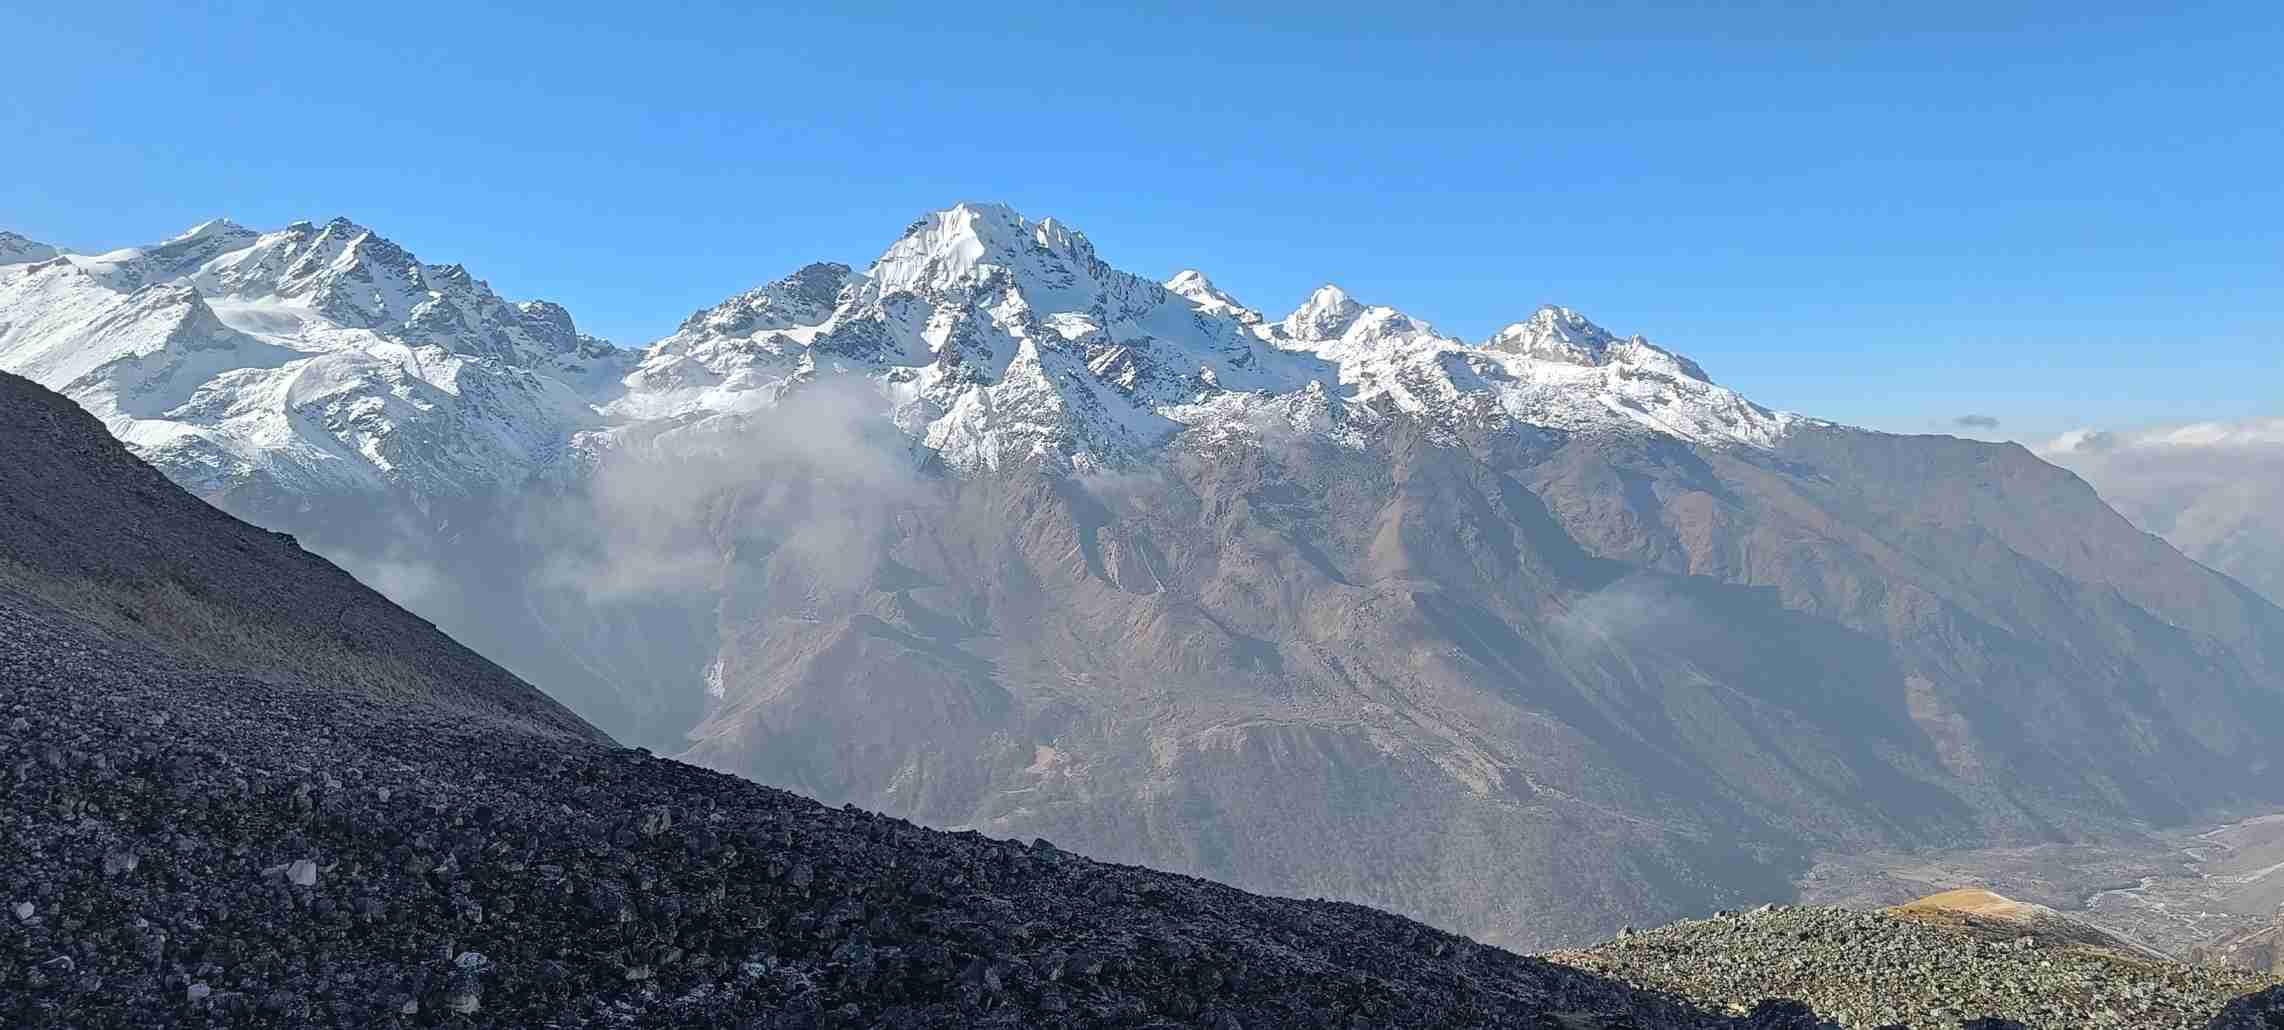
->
[609,201,1803,470]
[3,202,1802,503]
[0,218,631,500]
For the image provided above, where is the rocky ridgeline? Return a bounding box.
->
[1551,905,2284,1030]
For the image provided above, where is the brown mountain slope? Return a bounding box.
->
[664,421,2284,949]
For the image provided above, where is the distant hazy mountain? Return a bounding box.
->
[6,206,2282,950]
[0,230,64,265]
[2042,419,2284,607]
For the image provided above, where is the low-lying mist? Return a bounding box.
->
[283,377,938,751]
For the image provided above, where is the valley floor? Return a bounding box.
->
[1797,809,2284,958]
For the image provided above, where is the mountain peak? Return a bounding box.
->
[1165,269,1261,323]
[1166,268,1217,293]
[1030,214,1092,258]
[865,202,1110,313]
[1285,283,1366,339]
[674,261,852,337]
[1485,304,1620,362]
[1481,305,1713,382]
[154,218,259,258]
[174,218,253,244]
[512,299,597,353]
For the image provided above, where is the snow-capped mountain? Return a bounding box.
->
[6,201,1795,498]
[609,201,1804,471]
[0,218,629,500]
[0,231,63,265]
[8,203,2284,954]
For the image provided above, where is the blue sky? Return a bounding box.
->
[5,1,2279,439]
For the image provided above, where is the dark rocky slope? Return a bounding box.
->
[0,372,600,744]
[3,592,1749,1028]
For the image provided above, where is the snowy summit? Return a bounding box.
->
[2,202,1804,500]
[610,201,1802,471]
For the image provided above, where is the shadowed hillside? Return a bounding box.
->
[0,371,603,743]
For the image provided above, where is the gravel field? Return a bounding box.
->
[1552,906,2283,1029]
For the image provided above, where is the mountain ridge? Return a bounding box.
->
[6,206,2283,951]
[5,202,1803,497]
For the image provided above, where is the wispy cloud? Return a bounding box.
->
[529,377,927,604]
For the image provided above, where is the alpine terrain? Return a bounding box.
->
[0,366,1769,1028]
[6,205,2284,952]
[6,365,2283,1029]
